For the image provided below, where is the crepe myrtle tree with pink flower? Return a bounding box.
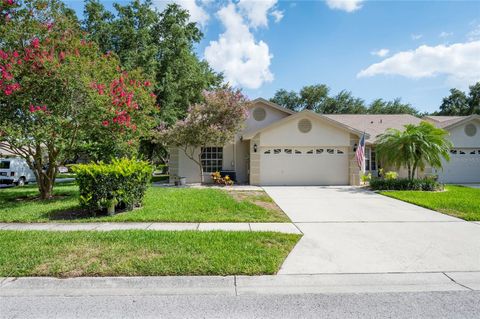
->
[158,87,250,183]
[0,0,158,199]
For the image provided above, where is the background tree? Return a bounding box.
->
[376,122,452,180]
[159,87,249,182]
[467,82,480,115]
[83,0,114,54]
[83,0,222,123]
[269,89,299,111]
[436,82,480,116]
[83,1,222,164]
[438,88,469,115]
[0,0,157,199]
[323,90,366,114]
[368,98,419,115]
[270,84,418,115]
[298,84,329,112]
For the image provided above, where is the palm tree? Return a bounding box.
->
[376,121,452,180]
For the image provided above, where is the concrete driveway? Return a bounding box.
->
[263,186,480,275]
[459,184,480,189]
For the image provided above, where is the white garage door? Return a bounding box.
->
[436,149,480,184]
[260,147,349,186]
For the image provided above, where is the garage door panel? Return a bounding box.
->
[260,147,349,186]
[436,149,480,183]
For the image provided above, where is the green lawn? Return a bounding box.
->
[0,230,300,277]
[0,183,289,223]
[380,185,480,221]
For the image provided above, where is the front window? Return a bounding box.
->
[370,150,376,171]
[201,147,223,173]
[0,161,10,169]
[365,148,377,172]
[365,148,370,171]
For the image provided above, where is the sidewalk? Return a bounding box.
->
[0,222,302,234]
[1,272,479,296]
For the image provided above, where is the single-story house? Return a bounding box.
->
[169,98,480,185]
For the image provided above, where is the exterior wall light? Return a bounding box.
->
[253,143,258,153]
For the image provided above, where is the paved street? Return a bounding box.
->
[263,186,480,274]
[2,291,480,319]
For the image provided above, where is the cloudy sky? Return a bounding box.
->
[67,0,480,113]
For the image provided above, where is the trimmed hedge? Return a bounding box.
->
[72,158,152,215]
[370,177,443,191]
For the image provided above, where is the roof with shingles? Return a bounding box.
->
[423,116,468,128]
[323,114,423,143]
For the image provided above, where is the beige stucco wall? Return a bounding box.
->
[349,134,361,186]
[172,142,237,184]
[242,102,291,137]
[253,116,355,185]
[249,134,261,185]
[260,114,351,147]
[447,119,480,148]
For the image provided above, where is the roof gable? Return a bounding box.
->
[433,114,480,130]
[242,109,367,140]
[250,98,296,115]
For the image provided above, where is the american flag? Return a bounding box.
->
[356,132,366,171]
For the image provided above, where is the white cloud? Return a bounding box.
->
[153,0,209,26]
[237,0,279,28]
[271,9,284,23]
[358,41,480,87]
[371,48,390,57]
[325,0,363,12]
[439,31,453,38]
[204,3,273,89]
[411,33,423,40]
[468,23,480,41]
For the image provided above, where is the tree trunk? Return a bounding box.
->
[411,160,419,180]
[36,168,56,200]
[32,155,57,200]
[198,153,204,184]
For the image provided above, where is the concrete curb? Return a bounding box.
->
[0,222,302,234]
[1,272,478,296]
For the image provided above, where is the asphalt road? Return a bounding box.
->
[1,291,480,319]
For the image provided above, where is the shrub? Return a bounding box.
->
[370,177,443,191]
[361,173,372,183]
[72,158,152,215]
[384,171,398,180]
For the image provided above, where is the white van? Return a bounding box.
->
[0,158,36,186]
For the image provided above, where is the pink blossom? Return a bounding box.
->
[45,22,54,31]
[31,38,40,49]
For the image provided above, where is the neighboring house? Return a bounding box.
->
[424,115,480,183]
[169,98,480,185]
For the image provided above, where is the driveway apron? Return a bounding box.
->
[263,186,480,274]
